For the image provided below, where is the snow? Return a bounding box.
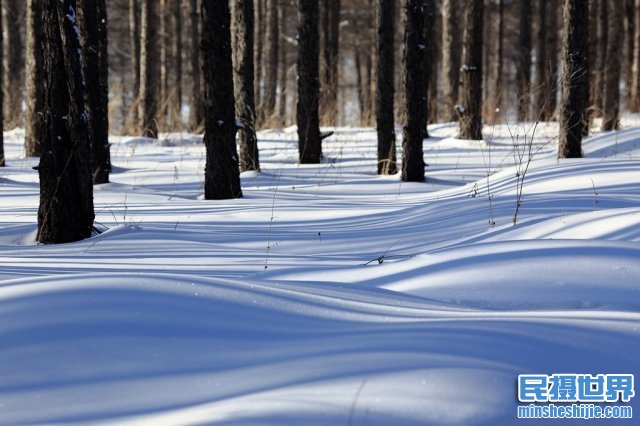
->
[0,118,639,425]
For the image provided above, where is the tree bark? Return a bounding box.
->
[458,0,484,140]
[441,0,461,122]
[3,0,24,129]
[232,0,260,172]
[129,0,140,128]
[425,0,438,124]
[630,0,640,111]
[517,0,532,121]
[172,0,182,129]
[376,0,396,174]
[602,0,622,131]
[202,0,242,200]
[558,0,588,158]
[490,0,504,123]
[0,0,3,166]
[25,0,44,157]
[320,0,340,126]
[38,0,94,244]
[189,0,204,132]
[535,0,549,119]
[78,0,111,184]
[262,0,279,125]
[254,0,264,114]
[277,2,288,127]
[139,0,159,138]
[401,0,426,182]
[297,0,322,164]
[593,0,608,114]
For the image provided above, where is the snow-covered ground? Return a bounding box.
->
[0,118,639,425]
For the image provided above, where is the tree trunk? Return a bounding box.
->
[277,2,288,127]
[160,0,169,128]
[602,0,623,131]
[3,0,24,129]
[558,0,588,158]
[129,0,140,129]
[376,0,396,174]
[517,0,532,121]
[490,0,504,123]
[139,0,159,138]
[426,0,438,124]
[78,0,111,184]
[172,0,182,129]
[38,0,94,244]
[188,0,204,132]
[458,0,484,140]
[630,0,640,111]
[232,0,260,172]
[441,0,461,122]
[535,0,549,119]
[254,0,264,114]
[401,0,426,182]
[626,0,635,96]
[0,0,3,166]
[202,0,242,200]
[262,0,279,125]
[320,0,340,126]
[297,0,322,164]
[594,0,608,114]
[25,0,44,157]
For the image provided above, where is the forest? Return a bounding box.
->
[0,1,639,425]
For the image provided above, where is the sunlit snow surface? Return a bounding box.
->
[0,118,639,425]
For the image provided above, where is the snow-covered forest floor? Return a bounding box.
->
[0,118,639,425]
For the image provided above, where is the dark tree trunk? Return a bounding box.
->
[320,0,340,125]
[630,0,640,111]
[297,0,322,164]
[535,0,549,119]
[401,0,426,182]
[172,0,182,129]
[626,0,635,95]
[129,0,140,128]
[25,0,44,157]
[602,0,623,131]
[277,2,288,127]
[543,0,559,119]
[160,0,169,128]
[517,0,532,121]
[458,0,484,140]
[376,0,396,174]
[139,0,159,138]
[189,0,204,132]
[78,0,110,184]
[254,0,264,114]
[442,0,461,122]
[232,0,260,172]
[3,0,24,129]
[594,0,608,114]
[490,0,504,123]
[202,0,242,200]
[558,0,588,158]
[38,0,94,244]
[425,0,438,124]
[262,0,279,125]
[0,0,3,166]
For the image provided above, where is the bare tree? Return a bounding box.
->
[262,0,279,125]
[189,0,204,131]
[297,0,322,163]
[202,0,242,199]
[441,0,460,122]
[458,0,484,140]
[38,0,94,244]
[0,0,3,166]
[558,0,588,158]
[401,0,426,182]
[139,0,159,138]
[630,0,640,112]
[320,0,340,125]
[490,0,505,123]
[376,0,396,174]
[3,0,24,129]
[25,0,44,157]
[602,0,623,131]
[232,0,260,172]
[516,0,532,121]
[129,0,141,129]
